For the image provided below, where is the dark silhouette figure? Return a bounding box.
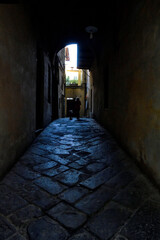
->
[74,97,81,120]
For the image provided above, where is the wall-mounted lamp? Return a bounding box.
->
[85,26,98,39]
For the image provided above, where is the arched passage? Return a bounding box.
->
[1,1,160,203]
[2,2,160,239]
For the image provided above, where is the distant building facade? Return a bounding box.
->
[65,69,92,118]
[64,44,93,118]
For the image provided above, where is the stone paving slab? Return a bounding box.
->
[43,165,69,177]
[0,216,16,239]
[113,175,154,211]
[47,202,87,230]
[13,164,41,180]
[45,154,71,165]
[33,161,58,172]
[9,205,42,228]
[20,154,52,167]
[68,229,99,240]
[59,186,89,203]
[33,176,67,195]
[28,216,69,240]
[9,234,26,240]
[86,201,132,240]
[119,199,160,240]
[0,118,159,239]
[75,185,115,215]
[80,167,117,189]
[55,169,88,186]
[0,185,28,216]
[105,169,137,190]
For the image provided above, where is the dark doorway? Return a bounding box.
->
[67,99,75,117]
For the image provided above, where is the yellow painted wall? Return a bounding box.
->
[66,69,82,86]
[92,0,160,185]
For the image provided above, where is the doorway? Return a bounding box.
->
[67,98,75,117]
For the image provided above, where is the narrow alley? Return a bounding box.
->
[1,118,160,240]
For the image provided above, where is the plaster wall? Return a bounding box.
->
[0,5,36,178]
[93,0,160,184]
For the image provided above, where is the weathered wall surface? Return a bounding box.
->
[0,5,36,178]
[93,0,160,184]
[43,53,52,126]
[57,48,65,118]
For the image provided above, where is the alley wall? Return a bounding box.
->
[93,0,160,185]
[0,5,37,178]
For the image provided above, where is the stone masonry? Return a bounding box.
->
[0,118,160,239]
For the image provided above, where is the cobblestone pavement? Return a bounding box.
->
[1,118,160,240]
